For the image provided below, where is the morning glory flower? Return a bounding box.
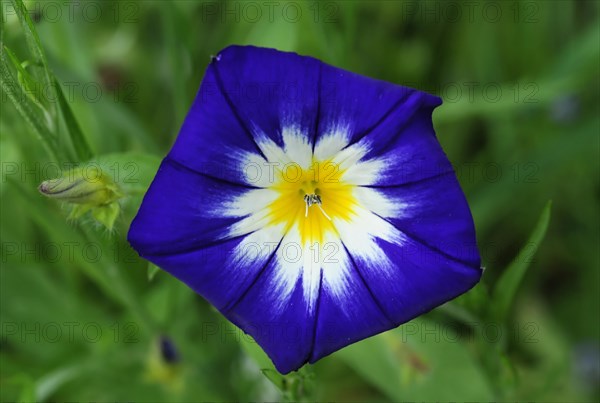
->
[128,45,482,374]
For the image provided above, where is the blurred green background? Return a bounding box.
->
[1,0,599,401]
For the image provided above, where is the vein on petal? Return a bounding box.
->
[210,61,269,162]
[142,231,256,258]
[311,63,323,153]
[221,237,284,314]
[336,229,395,326]
[166,156,260,190]
[307,268,323,364]
[360,170,455,189]
[340,90,421,153]
[371,210,481,270]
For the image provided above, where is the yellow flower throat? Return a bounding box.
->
[266,159,358,245]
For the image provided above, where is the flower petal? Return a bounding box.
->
[167,61,271,186]
[358,107,456,187]
[129,158,250,255]
[209,45,321,152]
[315,59,440,151]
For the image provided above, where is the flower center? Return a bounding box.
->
[303,193,331,220]
[266,159,357,245]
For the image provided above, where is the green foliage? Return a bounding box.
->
[1,0,598,401]
[147,263,160,282]
[239,334,315,401]
[53,77,93,161]
[336,320,495,401]
[2,0,94,162]
[491,201,552,322]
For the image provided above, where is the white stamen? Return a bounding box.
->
[317,204,332,221]
[304,193,332,220]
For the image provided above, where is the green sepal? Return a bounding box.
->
[91,203,120,231]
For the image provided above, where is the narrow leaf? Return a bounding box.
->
[35,364,84,401]
[8,0,54,91]
[0,55,61,161]
[54,77,94,160]
[492,201,552,321]
[3,46,45,109]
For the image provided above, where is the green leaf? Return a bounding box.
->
[337,320,495,401]
[2,2,70,162]
[6,0,91,163]
[3,46,45,109]
[91,202,120,231]
[54,77,94,161]
[8,0,54,93]
[147,263,161,281]
[0,52,61,161]
[491,201,552,322]
[35,364,85,401]
[336,332,403,401]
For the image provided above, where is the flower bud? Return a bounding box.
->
[38,166,121,205]
[38,166,123,230]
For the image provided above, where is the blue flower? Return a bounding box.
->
[128,45,482,374]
